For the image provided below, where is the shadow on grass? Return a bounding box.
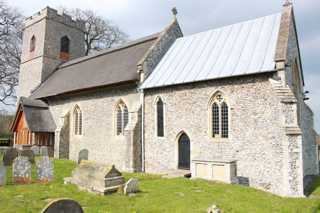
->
[305,175,320,197]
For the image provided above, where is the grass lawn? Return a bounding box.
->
[1,158,320,213]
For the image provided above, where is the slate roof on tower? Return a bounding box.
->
[30,33,160,99]
[141,13,282,89]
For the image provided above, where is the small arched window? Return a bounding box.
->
[210,93,229,138]
[60,36,70,60]
[156,97,164,137]
[30,35,36,52]
[115,101,129,135]
[74,105,82,135]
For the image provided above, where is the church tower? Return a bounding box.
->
[18,7,85,97]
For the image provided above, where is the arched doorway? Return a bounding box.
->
[178,133,190,170]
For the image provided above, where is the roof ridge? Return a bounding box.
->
[180,12,282,41]
[60,33,160,69]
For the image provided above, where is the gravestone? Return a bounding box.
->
[41,198,84,213]
[124,178,139,195]
[0,163,6,186]
[78,149,89,164]
[13,156,32,184]
[36,156,54,182]
[3,148,19,166]
[40,147,48,156]
[31,146,40,156]
[20,149,35,164]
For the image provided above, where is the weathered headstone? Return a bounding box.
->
[31,146,40,156]
[12,156,32,184]
[0,163,6,186]
[124,178,139,195]
[78,149,89,164]
[20,149,35,164]
[41,198,84,213]
[3,148,18,166]
[40,147,48,156]
[36,156,54,182]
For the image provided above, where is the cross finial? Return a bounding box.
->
[283,0,292,6]
[172,7,178,18]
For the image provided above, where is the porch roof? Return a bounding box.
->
[11,97,56,133]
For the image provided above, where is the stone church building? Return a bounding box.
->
[11,3,318,197]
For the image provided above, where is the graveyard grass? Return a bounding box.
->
[1,158,320,213]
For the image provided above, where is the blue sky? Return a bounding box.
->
[4,0,320,132]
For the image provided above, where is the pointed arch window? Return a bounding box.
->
[116,101,129,135]
[210,93,229,138]
[30,35,36,52]
[60,36,70,60]
[156,97,164,137]
[74,105,82,135]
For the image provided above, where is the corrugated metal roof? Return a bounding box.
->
[141,13,281,89]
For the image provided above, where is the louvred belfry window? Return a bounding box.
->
[60,36,70,60]
[210,93,229,138]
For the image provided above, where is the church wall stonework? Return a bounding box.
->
[48,85,142,172]
[143,74,290,196]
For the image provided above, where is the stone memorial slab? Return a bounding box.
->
[40,147,48,156]
[41,198,84,213]
[36,156,54,182]
[3,148,18,166]
[20,149,35,164]
[31,146,40,155]
[13,156,32,184]
[78,149,89,164]
[64,161,125,195]
[124,178,139,195]
[0,163,6,186]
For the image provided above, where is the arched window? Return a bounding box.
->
[30,35,36,52]
[74,106,82,135]
[115,101,129,135]
[60,36,70,60]
[156,97,164,137]
[210,93,229,138]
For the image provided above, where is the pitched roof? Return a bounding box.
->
[141,13,282,89]
[11,97,56,132]
[31,33,160,99]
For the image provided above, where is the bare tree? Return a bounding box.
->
[0,1,23,106]
[64,8,128,55]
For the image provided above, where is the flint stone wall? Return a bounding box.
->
[49,85,142,172]
[144,74,288,196]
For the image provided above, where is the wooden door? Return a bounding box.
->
[178,133,190,170]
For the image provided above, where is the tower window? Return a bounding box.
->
[60,36,70,60]
[30,36,36,52]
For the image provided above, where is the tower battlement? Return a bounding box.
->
[24,7,85,31]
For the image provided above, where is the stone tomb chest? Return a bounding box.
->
[65,161,125,195]
[191,158,237,184]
